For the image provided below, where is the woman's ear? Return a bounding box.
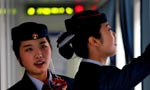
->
[88,36,99,47]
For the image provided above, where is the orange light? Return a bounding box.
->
[74,4,84,13]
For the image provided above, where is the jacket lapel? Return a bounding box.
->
[20,72,37,90]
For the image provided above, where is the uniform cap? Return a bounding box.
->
[11,22,49,41]
[65,10,107,34]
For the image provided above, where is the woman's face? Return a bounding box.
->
[19,37,51,76]
[98,22,116,57]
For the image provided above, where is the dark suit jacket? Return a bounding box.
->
[8,72,74,90]
[73,44,150,90]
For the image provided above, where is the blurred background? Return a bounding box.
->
[0,0,150,90]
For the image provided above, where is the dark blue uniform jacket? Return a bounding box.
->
[8,72,74,90]
[73,44,150,90]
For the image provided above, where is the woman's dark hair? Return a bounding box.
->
[57,10,107,59]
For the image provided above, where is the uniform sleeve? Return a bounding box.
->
[104,44,150,89]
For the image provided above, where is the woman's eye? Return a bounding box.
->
[25,48,33,52]
[109,28,113,31]
[41,45,47,49]
[108,28,111,31]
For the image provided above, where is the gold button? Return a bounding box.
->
[32,33,38,39]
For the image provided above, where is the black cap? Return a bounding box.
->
[11,22,49,41]
[65,10,107,34]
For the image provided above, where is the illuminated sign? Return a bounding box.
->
[26,4,85,16]
[0,8,17,15]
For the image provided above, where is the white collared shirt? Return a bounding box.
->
[27,71,52,90]
[82,58,104,66]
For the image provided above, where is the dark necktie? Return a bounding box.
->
[42,80,51,90]
[42,83,51,90]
